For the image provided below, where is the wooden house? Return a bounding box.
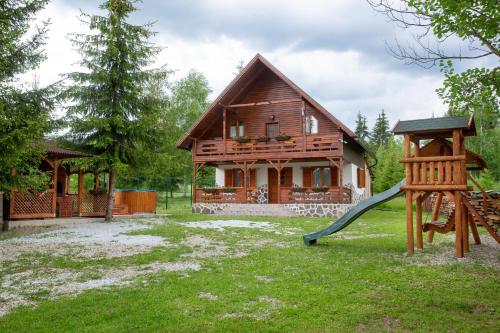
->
[177,54,372,217]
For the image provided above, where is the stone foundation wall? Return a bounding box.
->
[192,203,354,218]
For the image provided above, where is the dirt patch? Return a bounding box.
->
[0,221,169,264]
[401,234,500,268]
[222,295,283,320]
[198,291,218,300]
[178,220,283,233]
[181,235,248,259]
[0,260,200,317]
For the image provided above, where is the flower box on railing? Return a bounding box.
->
[275,134,291,141]
[291,187,307,193]
[255,136,269,142]
[312,187,329,193]
[202,187,219,194]
[236,136,251,143]
[221,187,237,193]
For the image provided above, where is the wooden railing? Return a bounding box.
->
[195,134,341,158]
[400,155,467,190]
[281,187,343,204]
[9,189,54,219]
[195,188,247,203]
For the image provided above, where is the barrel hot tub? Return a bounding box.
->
[114,190,157,215]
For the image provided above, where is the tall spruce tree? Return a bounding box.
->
[0,0,53,195]
[64,0,168,221]
[370,109,390,148]
[354,111,369,143]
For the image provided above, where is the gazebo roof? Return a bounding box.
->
[41,139,89,159]
[392,115,476,137]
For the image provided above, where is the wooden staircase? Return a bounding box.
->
[463,192,500,244]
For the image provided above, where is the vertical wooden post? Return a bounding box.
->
[277,161,281,204]
[462,203,469,252]
[192,162,197,204]
[243,161,248,203]
[301,100,306,152]
[454,191,463,257]
[223,107,227,154]
[416,196,423,251]
[78,169,83,216]
[52,160,59,217]
[404,134,414,254]
[0,191,6,231]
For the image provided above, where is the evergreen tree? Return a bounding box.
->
[373,138,405,193]
[370,109,390,148]
[64,0,168,221]
[0,0,54,194]
[354,111,369,143]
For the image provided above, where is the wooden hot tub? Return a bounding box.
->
[113,190,157,215]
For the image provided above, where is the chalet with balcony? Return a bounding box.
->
[177,54,372,217]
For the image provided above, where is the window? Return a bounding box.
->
[312,167,332,187]
[230,125,237,139]
[230,121,244,138]
[305,115,318,134]
[266,123,279,138]
[233,169,243,187]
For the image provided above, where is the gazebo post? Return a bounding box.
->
[77,169,84,216]
[52,160,59,217]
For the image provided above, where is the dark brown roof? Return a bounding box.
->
[42,139,88,158]
[176,53,368,153]
[392,115,476,136]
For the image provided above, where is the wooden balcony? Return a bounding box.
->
[193,134,342,162]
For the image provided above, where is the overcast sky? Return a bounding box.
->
[30,0,492,130]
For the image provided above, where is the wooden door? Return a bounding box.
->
[268,168,278,203]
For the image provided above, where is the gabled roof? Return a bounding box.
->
[41,139,88,159]
[392,115,476,136]
[176,53,366,152]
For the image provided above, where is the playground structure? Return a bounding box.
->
[304,115,499,258]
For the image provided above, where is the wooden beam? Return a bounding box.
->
[416,196,423,250]
[401,185,470,191]
[469,212,481,245]
[52,160,59,216]
[78,169,83,216]
[404,134,414,255]
[223,98,302,108]
[399,155,466,163]
[454,191,463,258]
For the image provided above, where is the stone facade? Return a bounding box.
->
[192,203,354,218]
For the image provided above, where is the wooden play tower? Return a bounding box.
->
[393,115,499,258]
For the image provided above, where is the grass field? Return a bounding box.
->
[0,198,499,332]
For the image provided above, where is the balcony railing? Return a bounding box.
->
[194,134,341,159]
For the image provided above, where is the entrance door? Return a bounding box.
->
[268,168,278,203]
[268,167,293,203]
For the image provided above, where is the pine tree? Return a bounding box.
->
[354,111,369,143]
[370,109,390,148]
[64,0,168,221]
[0,0,54,194]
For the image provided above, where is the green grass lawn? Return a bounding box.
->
[0,198,499,332]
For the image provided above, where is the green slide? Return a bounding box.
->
[303,179,406,245]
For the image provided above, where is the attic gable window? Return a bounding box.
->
[305,115,318,135]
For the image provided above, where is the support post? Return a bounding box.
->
[223,107,227,154]
[78,169,83,216]
[0,191,6,232]
[416,196,423,251]
[277,160,281,204]
[52,160,59,217]
[454,191,463,258]
[404,134,414,254]
[462,202,469,252]
[192,162,197,204]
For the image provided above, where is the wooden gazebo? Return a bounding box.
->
[8,140,107,219]
[394,115,499,258]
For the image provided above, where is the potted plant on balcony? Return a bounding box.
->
[275,131,291,141]
[202,187,219,194]
[291,187,307,193]
[312,186,329,192]
[236,136,250,143]
[255,136,268,142]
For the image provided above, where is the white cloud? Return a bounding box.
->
[31,0,451,131]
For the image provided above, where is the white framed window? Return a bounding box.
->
[230,125,237,138]
[305,115,318,134]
